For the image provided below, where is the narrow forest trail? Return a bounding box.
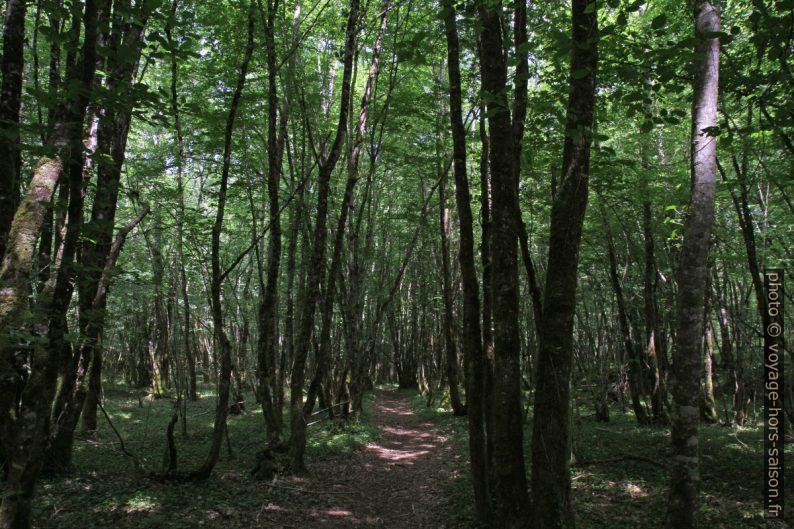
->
[258,389,466,528]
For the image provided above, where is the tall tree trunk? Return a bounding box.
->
[530,1,598,527]
[257,0,287,446]
[0,0,27,261]
[441,0,489,519]
[0,1,100,524]
[512,0,544,342]
[304,0,390,419]
[166,0,198,404]
[50,0,152,458]
[188,2,254,481]
[288,0,360,472]
[666,2,720,527]
[477,2,531,527]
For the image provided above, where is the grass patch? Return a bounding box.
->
[28,383,378,529]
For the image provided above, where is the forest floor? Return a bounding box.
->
[417,393,794,529]
[26,384,792,528]
[31,386,470,528]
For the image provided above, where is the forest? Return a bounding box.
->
[0,0,791,527]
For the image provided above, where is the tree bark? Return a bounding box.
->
[441,0,489,519]
[0,1,100,524]
[666,2,720,527]
[477,2,531,527]
[256,0,287,446]
[188,2,254,481]
[530,1,598,527]
[0,0,27,261]
[288,0,360,472]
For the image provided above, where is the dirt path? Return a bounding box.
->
[256,389,465,528]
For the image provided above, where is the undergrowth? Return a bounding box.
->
[413,389,792,529]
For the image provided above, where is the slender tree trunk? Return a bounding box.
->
[531,1,598,527]
[256,0,286,446]
[288,0,360,472]
[641,144,667,423]
[166,0,197,404]
[666,2,720,527]
[438,170,465,416]
[305,0,390,421]
[602,207,649,425]
[441,0,489,519]
[188,2,254,481]
[477,2,531,526]
[0,0,26,261]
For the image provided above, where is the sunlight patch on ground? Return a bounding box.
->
[622,481,648,498]
[367,444,431,462]
[123,491,157,514]
[325,509,353,517]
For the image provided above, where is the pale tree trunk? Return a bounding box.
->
[666,2,720,527]
[530,0,598,527]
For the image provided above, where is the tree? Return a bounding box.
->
[530,0,598,527]
[189,1,255,481]
[441,0,488,519]
[477,1,531,527]
[665,1,721,527]
[0,0,26,261]
[288,0,361,472]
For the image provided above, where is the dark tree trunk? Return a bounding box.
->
[0,0,26,261]
[166,0,197,404]
[441,0,489,519]
[52,0,151,455]
[288,0,360,472]
[602,207,650,425]
[188,2,254,481]
[257,0,286,446]
[477,2,531,527]
[530,1,598,527]
[0,1,100,524]
[666,2,720,527]
[305,0,389,421]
